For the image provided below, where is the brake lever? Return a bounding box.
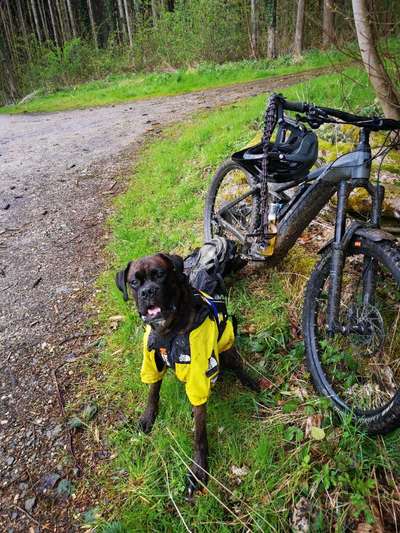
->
[296,114,324,130]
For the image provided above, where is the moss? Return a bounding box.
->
[348,186,400,220]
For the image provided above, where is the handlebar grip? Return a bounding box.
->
[378,118,400,131]
[282,100,308,113]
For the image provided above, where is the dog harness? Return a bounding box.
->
[140,290,235,406]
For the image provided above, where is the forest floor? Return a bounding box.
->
[0,66,336,532]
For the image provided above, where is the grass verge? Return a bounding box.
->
[77,67,400,531]
[0,48,345,114]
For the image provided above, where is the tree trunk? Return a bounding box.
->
[87,0,98,49]
[55,0,67,43]
[38,0,50,41]
[250,0,257,57]
[60,0,72,40]
[0,3,16,63]
[266,0,277,59]
[17,0,31,58]
[30,0,43,42]
[322,0,335,48]
[294,0,305,59]
[117,0,127,44]
[151,0,158,26]
[352,0,400,119]
[47,0,60,47]
[123,0,133,48]
[66,0,77,38]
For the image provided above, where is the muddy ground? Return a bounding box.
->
[0,67,333,531]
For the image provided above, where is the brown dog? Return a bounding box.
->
[116,252,259,497]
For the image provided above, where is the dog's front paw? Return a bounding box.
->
[186,462,208,499]
[138,411,156,434]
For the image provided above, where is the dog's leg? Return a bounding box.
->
[187,404,208,498]
[138,380,162,433]
[221,347,260,392]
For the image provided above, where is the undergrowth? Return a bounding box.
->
[76,69,400,531]
[1,48,345,114]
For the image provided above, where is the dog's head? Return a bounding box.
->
[116,253,185,330]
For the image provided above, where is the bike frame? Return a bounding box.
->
[218,128,389,334]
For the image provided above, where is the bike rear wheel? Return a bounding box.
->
[303,237,400,433]
[204,159,259,247]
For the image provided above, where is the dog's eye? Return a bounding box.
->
[130,279,140,289]
[152,270,165,280]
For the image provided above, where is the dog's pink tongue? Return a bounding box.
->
[147,306,161,317]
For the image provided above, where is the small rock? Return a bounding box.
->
[68,163,76,169]
[65,352,78,363]
[11,511,18,519]
[39,472,61,493]
[6,456,15,466]
[2,203,10,210]
[45,424,62,439]
[24,497,36,513]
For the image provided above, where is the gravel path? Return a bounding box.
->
[0,67,332,530]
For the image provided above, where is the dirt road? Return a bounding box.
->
[0,67,331,530]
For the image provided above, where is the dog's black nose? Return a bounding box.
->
[140,284,158,299]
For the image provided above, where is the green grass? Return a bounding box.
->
[76,68,400,531]
[0,48,346,114]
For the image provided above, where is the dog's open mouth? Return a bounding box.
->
[141,305,162,323]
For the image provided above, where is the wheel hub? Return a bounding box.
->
[345,303,385,356]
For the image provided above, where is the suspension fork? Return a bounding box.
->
[327,180,351,335]
[362,182,385,306]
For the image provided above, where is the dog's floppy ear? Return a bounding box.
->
[159,253,184,276]
[115,261,132,301]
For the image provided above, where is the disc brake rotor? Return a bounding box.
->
[346,303,385,356]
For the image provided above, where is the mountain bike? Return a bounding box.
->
[204,93,400,433]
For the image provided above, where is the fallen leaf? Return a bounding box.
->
[305,414,323,437]
[356,524,373,533]
[310,426,325,441]
[242,324,257,334]
[108,315,124,322]
[259,377,274,390]
[292,496,310,533]
[230,465,249,478]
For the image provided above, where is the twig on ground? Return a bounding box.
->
[50,365,81,475]
[59,333,96,345]
[156,449,192,533]
[14,505,41,527]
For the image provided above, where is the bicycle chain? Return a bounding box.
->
[257,94,278,244]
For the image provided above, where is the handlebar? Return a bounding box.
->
[280,96,400,131]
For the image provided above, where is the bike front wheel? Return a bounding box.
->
[303,237,400,433]
[204,159,259,247]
